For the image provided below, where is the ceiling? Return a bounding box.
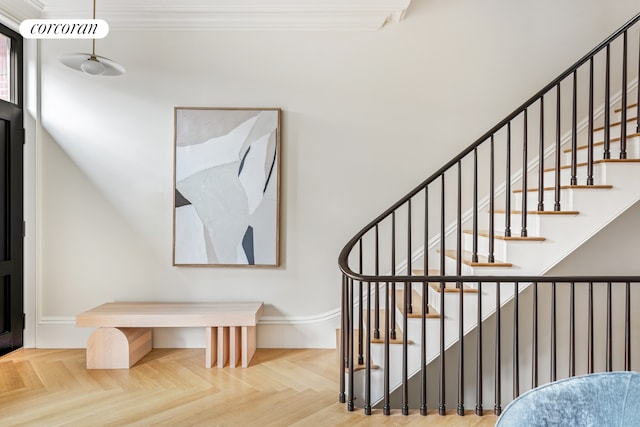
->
[1,0,412,31]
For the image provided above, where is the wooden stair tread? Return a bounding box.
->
[411,269,480,292]
[344,356,380,373]
[428,282,479,293]
[463,229,545,241]
[361,310,414,345]
[593,116,637,132]
[563,133,640,153]
[614,103,638,113]
[440,249,512,267]
[513,184,612,193]
[395,289,440,319]
[410,268,441,276]
[494,209,580,215]
[544,158,640,172]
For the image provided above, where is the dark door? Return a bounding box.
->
[0,99,23,356]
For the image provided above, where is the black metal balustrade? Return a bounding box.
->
[338,12,640,417]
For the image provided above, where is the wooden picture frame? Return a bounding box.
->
[173,107,281,267]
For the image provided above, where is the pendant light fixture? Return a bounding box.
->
[59,0,125,76]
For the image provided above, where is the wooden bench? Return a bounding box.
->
[76,302,264,370]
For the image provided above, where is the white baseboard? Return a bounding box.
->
[32,313,341,349]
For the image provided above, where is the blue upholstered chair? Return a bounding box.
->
[496,371,640,426]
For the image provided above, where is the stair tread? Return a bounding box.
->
[411,269,482,292]
[440,249,512,267]
[361,310,414,345]
[410,268,441,276]
[395,289,440,318]
[563,132,640,153]
[614,103,638,113]
[344,358,380,372]
[428,282,480,293]
[463,229,546,241]
[494,209,580,215]
[544,158,640,172]
[593,116,637,132]
[513,184,612,193]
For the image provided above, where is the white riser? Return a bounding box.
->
[462,232,548,263]
[540,163,607,187]
[563,136,640,164]
[614,105,638,122]
[591,120,638,142]
[514,185,616,211]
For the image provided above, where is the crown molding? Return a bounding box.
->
[0,0,45,27]
[35,0,412,31]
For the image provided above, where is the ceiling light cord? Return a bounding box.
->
[58,0,125,76]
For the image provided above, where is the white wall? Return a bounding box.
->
[22,0,640,348]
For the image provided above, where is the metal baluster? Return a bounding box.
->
[604,45,611,160]
[625,282,631,371]
[506,124,512,237]
[365,281,372,415]
[620,31,628,159]
[424,185,430,315]
[384,282,391,415]
[438,278,446,416]
[421,278,428,416]
[555,84,562,211]
[358,240,364,366]
[532,282,539,388]
[569,282,575,377]
[476,281,483,416]
[441,175,446,278]
[457,162,462,284]
[391,212,397,340]
[473,148,479,262]
[402,281,409,416]
[339,274,347,403]
[588,282,594,374]
[374,225,380,339]
[538,98,545,210]
[457,166,464,415]
[407,200,413,313]
[571,71,578,185]
[521,111,528,237]
[587,58,595,185]
[348,278,355,411]
[606,282,612,372]
[494,281,502,416]
[513,282,520,398]
[489,136,495,263]
[551,282,557,382]
[439,175,446,416]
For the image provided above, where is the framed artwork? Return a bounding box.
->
[173,107,281,267]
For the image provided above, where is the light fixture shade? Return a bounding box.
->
[59,52,126,76]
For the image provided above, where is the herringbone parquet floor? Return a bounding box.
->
[0,348,497,426]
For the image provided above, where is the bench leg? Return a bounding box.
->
[229,327,241,368]
[217,327,229,368]
[86,327,152,369]
[242,326,257,368]
[205,327,218,368]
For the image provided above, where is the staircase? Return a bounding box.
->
[339,12,640,418]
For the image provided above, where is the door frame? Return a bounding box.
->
[0,21,24,355]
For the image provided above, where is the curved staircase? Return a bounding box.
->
[339,12,640,418]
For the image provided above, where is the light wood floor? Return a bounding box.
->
[0,348,497,426]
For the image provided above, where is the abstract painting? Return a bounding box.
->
[173,107,281,267]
